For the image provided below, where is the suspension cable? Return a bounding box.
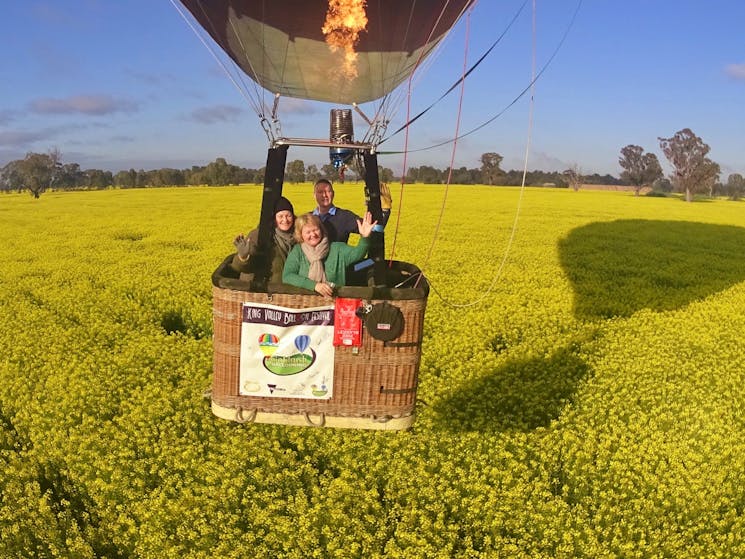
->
[425,0,538,309]
[387,0,470,263]
[382,0,528,143]
[381,0,583,157]
[169,0,263,117]
[414,6,473,287]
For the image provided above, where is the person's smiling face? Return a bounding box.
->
[301,224,323,247]
[274,210,294,232]
[314,182,334,213]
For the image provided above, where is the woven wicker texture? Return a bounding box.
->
[211,260,428,422]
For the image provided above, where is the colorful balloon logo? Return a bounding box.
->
[294,335,310,353]
[311,383,328,397]
[262,334,316,375]
[258,333,279,357]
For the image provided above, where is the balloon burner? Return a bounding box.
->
[329,109,354,169]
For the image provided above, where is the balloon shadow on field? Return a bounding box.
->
[432,344,591,433]
[557,220,745,320]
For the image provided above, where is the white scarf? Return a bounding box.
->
[300,237,329,283]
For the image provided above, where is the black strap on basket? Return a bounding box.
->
[380,386,417,394]
[383,340,421,348]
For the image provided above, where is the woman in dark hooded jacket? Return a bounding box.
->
[230,196,296,285]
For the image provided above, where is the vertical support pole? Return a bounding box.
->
[363,151,386,285]
[254,144,288,290]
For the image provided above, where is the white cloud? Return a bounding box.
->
[0,110,18,125]
[725,63,745,79]
[0,129,51,147]
[28,95,139,116]
[189,104,244,124]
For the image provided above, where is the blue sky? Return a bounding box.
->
[2,1,744,178]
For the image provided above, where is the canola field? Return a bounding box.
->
[1,184,745,558]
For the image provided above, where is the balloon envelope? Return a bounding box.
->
[294,334,310,353]
[258,333,279,345]
[179,0,475,104]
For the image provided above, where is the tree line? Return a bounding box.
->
[0,152,617,198]
[618,128,745,201]
[2,128,743,201]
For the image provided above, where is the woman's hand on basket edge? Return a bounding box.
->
[314,282,334,298]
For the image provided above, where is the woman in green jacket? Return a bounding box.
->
[283,212,377,298]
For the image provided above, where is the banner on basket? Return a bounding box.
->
[239,303,335,399]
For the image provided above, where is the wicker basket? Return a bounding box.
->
[210,256,429,430]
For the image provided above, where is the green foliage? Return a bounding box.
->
[659,129,721,202]
[618,145,663,195]
[285,160,306,183]
[726,173,745,201]
[645,189,669,197]
[1,150,61,198]
[479,152,504,186]
[2,186,745,557]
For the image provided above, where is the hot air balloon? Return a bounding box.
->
[258,333,280,357]
[294,334,311,354]
[185,1,468,428]
[178,1,475,105]
[177,1,475,263]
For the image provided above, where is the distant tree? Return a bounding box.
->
[447,166,479,184]
[702,159,721,198]
[480,152,503,185]
[0,160,23,192]
[305,164,321,184]
[185,166,205,185]
[537,170,568,187]
[618,145,663,196]
[136,169,150,187]
[499,169,523,186]
[563,164,584,191]
[582,173,623,186]
[199,157,245,185]
[378,166,394,183]
[84,169,113,188]
[726,173,745,200]
[285,159,306,183]
[203,159,226,185]
[151,168,185,187]
[415,165,442,184]
[320,163,337,181]
[242,168,256,183]
[9,149,63,198]
[254,167,265,184]
[652,176,673,193]
[126,168,138,188]
[658,128,719,202]
[113,169,137,188]
[114,171,129,188]
[55,162,84,190]
[404,166,418,183]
